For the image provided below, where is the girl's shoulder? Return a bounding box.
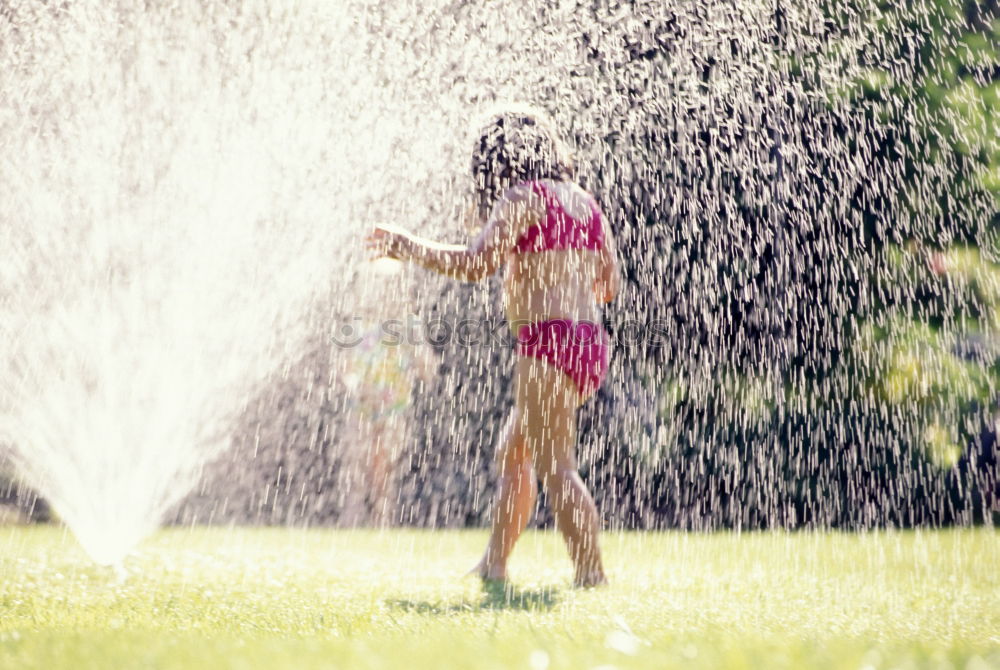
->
[501,180,543,204]
[490,182,547,223]
[499,179,590,212]
[530,178,596,202]
[531,179,598,220]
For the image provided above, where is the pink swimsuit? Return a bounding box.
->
[514,181,610,398]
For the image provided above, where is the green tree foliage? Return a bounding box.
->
[648,0,998,528]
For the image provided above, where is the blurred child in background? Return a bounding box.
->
[338,258,434,527]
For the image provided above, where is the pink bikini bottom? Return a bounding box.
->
[516,319,610,398]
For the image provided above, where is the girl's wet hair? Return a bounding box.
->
[470,110,573,217]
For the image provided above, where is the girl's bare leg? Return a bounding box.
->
[474,412,537,580]
[518,357,606,587]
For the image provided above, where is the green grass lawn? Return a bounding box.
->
[0,526,996,669]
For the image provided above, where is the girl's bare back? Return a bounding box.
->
[502,180,610,330]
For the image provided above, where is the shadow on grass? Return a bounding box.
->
[387,581,561,614]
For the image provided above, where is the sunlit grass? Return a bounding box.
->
[0,527,997,669]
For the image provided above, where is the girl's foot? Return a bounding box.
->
[468,555,507,582]
[574,570,608,588]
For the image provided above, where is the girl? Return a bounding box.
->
[367,110,619,587]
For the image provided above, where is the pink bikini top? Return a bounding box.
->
[512,181,604,255]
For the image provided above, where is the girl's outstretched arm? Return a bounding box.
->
[366,185,540,282]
